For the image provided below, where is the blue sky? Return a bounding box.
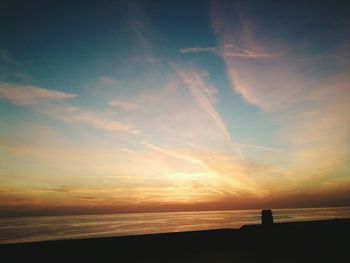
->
[1,0,350,216]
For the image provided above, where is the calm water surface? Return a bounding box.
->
[1,207,350,244]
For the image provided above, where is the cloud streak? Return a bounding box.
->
[142,140,206,167]
[0,83,76,105]
[109,99,142,110]
[172,64,231,140]
[180,47,217,54]
[180,44,281,59]
[233,143,281,153]
[0,82,138,135]
[222,44,282,59]
[41,104,139,134]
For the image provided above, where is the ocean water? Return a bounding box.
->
[1,207,350,244]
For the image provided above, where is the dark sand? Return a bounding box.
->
[1,218,349,262]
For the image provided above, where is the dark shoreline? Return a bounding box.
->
[1,218,349,262]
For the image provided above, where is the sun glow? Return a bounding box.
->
[1,0,350,217]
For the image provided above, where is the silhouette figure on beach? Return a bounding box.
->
[261,209,273,226]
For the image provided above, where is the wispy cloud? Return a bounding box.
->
[128,4,160,65]
[211,2,303,110]
[281,76,350,179]
[41,104,139,134]
[140,93,160,103]
[143,140,206,167]
[130,16,151,54]
[180,44,281,59]
[172,64,231,140]
[180,47,217,54]
[222,44,282,59]
[233,143,281,152]
[0,83,76,105]
[0,82,138,135]
[211,1,350,194]
[97,76,121,87]
[109,99,142,110]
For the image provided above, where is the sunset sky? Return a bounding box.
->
[1,0,350,216]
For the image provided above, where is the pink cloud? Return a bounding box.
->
[0,83,76,105]
[211,2,305,110]
[211,1,350,194]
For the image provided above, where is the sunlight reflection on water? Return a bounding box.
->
[1,207,349,244]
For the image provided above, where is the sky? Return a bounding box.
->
[0,0,350,217]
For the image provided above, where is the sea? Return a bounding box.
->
[1,207,350,245]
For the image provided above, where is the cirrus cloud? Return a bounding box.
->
[0,83,76,105]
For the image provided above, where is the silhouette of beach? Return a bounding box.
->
[1,217,349,262]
